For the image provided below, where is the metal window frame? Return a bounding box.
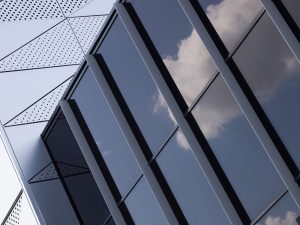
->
[86,54,180,225]
[59,101,127,225]
[0,123,44,225]
[178,0,300,210]
[114,2,246,225]
[261,0,300,63]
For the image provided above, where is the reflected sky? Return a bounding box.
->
[198,0,263,51]
[125,177,168,225]
[256,193,300,225]
[128,0,217,106]
[233,14,300,169]
[156,129,231,225]
[99,18,175,154]
[71,68,141,197]
[192,75,285,219]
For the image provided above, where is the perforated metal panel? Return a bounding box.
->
[57,162,90,177]
[29,163,90,183]
[69,16,107,53]
[57,0,90,16]
[29,164,59,183]
[4,194,22,225]
[5,77,73,127]
[0,20,84,71]
[0,0,64,22]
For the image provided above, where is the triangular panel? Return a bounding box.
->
[3,193,22,225]
[29,163,90,183]
[57,0,92,16]
[68,16,107,53]
[0,20,84,72]
[5,76,73,127]
[0,0,64,22]
[69,0,114,17]
[28,164,59,183]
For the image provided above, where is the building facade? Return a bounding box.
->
[40,0,300,224]
[1,0,300,224]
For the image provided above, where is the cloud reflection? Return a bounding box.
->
[260,211,298,225]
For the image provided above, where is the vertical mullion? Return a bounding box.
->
[85,54,180,225]
[114,2,243,225]
[260,0,300,63]
[178,0,300,209]
[59,101,127,225]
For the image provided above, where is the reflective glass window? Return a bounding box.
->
[125,177,168,225]
[282,0,300,28]
[46,115,110,225]
[256,193,300,225]
[71,68,141,197]
[233,14,300,169]
[98,18,175,154]
[156,129,231,225]
[192,75,285,219]
[198,0,263,51]
[128,0,217,106]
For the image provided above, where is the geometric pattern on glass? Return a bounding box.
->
[0,20,84,72]
[5,77,73,127]
[57,0,90,15]
[69,16,107,53]
[29,162,90,184]
[3,193,22,225]
[0,0,63,22]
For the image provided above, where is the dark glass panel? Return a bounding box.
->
[198,0,263,51]
[99,18,175,154]
[156,129,231,225]
[128,0,217,106]
[192,75,285,219]
[46,115,88,167]
[71,68,141,197]
[64,174,110,225]
[45,116,110,225]
[256,193,300,225]
[233,14,300,168]
[282,0,300,28]
[125,177,168,225]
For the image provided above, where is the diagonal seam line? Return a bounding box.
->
[0,64,80,74]
[4,75,74,126]
[1,190,23,225]
[56,161,90,170]
[4,120,50,128]
[28,162,53,182]
[67,0,96,17]
[67,14,109,19]
[0,19,67,62]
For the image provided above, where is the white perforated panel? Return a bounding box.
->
[0,20,84,71]
[69,16,107,53]
[5,77,73,126]
[0,0,64,22]
[4,194,22,225]
[57,0,91,16]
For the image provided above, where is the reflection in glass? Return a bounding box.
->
[128,0,217,106]
[71,68,141,197]
[99,18,175,154]
[156,129,231,225]
[192,75,285,219]
[125,177,168,225]
[233,14,300,169]
[256,193,300,225]
[198,0,263,51]
[282,0,300,28]
[46,115,110,225]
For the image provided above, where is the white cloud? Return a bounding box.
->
[261,211,298,225]
[153,0,300,144]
